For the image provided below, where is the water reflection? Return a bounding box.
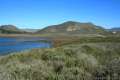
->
[0,37,52,55]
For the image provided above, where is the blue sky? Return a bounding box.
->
[0,0,120,29]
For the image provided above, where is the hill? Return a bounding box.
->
[0,25,27,34]
[37,21,106,34]
[107,27,120,36]
[109,27,120,31]
[21,28,38,33]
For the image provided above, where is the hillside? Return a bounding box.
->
[0,25,27,34]
[107,27,120,36]
[37,21,106,34]
[21,29,38,33]
[109,27,120,31]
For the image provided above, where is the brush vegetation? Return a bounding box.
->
[0,37,120,80]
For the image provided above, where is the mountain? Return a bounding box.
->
[0,25,26,34]
[107,27,120,36]
[37,21,106,34]
[109,27,120,31]
[21,29,38,33]
[0,25,19,30]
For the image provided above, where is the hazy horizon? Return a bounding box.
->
[0,0,120,29]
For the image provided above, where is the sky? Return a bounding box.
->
[0,0,120,29]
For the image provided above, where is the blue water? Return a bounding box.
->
[0,37,52,55]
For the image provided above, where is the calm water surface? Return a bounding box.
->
[0,37,52,55]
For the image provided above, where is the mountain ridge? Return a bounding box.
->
[109,27,120,31]
[37,21,106,34]
[0,25,27,34]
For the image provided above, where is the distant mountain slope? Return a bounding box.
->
[0,25,26,34]
[0,25,19,30]
[109,27,120,31]
[37,21,106,34]
[21,29,38,33]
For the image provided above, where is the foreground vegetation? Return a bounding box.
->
[0,39,120,80]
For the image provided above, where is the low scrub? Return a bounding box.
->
[0,43,120,80]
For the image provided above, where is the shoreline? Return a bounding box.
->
[0,34,52,40]
[0,34,38,38]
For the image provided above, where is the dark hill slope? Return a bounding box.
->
[0,25,27,34]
